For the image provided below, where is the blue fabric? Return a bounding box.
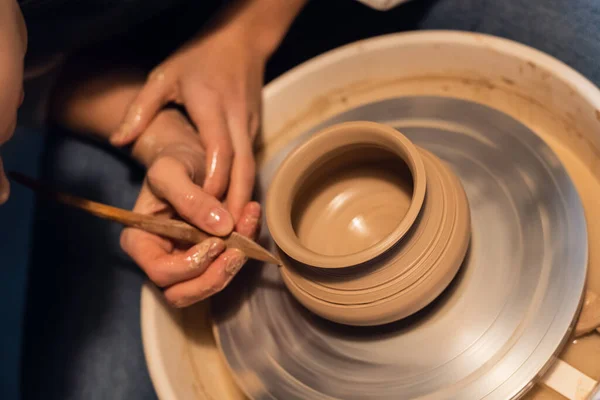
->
[20,132,155,400]
[418,0,600,88]
[0,128,44,400]
[14,0,600,399]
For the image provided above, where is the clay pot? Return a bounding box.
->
[266,121,470,326]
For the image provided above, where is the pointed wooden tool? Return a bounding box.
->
[9,172,281,265]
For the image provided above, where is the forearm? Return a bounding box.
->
[50,64,144,140]
[50,63,198,168]
[206,0,309,57]
[49,0,307,165]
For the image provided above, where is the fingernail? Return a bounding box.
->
[112,122,131,144]
[247,202,261,218]
[225,252,247,275]
[208,240,225,257]
[188,239,224,269]
[206,207,234,236]
[243,216,259,230]
[240,203,261,236]
[149,68,166,82]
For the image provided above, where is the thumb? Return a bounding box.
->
[111,70,172,146]
[147,156,235,236]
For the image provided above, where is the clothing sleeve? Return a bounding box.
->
[355,0,412,10]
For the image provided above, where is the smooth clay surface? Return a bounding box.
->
[266,122,471,326]
[292,147,413,257]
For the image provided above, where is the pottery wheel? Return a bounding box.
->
[212,96,588,400]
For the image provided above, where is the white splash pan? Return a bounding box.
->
[140,31,600,400]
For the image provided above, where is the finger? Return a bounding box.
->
[226,135,256,222]
[164,248,247,307]
[249,110,260,142]
[146,156,234,236]
[184,86,233,199]
[111,68,173,146]
[121,228,226,287]
[0,157,10,205]
[235,202,261,240]
[130,179,173,218]
[224,105,256,221]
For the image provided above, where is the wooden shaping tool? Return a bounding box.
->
[9,172,281,265]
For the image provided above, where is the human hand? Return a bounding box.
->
[111,22,267,222]
[0,0,27,204]
[122,109,261,307]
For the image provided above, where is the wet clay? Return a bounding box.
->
[292,147,413,256]
[266,121,471,326]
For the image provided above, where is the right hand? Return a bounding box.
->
[0,0,27,204]
[122,109,261,307]
[110,19,267,223]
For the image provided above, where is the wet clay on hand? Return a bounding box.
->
[266,121,471,326]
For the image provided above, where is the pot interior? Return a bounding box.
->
[291,145,414,257]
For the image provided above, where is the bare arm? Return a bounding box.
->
[50,0,308,145]
[48,68,195,167]
[50,0,308,221]
[50,67,144,143]
[216,0,309,57]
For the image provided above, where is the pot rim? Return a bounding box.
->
[266,121,427,268]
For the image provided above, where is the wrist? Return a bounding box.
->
[218,0,308,58]
[49,63,144,140]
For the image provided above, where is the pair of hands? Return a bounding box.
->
[2,0,307,308]
[115,24,268,307]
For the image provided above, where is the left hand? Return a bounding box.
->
[111,23,267,222]
[123,108,262,307]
